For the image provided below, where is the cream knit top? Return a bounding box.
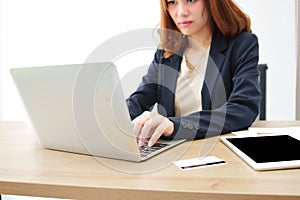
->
[174,46,210,117]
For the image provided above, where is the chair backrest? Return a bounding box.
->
[258,64,268,120]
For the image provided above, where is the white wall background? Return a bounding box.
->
[236,0,297,120]
[0,0,298,121]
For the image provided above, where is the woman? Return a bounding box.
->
[126,0,260,147]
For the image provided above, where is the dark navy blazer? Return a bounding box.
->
[126,30,261,140]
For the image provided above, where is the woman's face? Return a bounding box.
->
[166,0,211,39]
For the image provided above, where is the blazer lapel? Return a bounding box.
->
[201,32,227,110]
[159,53,182,116]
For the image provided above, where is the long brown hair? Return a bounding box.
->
[159,0,252,57]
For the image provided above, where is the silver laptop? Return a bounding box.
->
[10,62,185,162]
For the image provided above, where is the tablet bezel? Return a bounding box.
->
[221,134,300,171]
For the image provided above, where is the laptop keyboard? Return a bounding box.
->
[138,141,170,157]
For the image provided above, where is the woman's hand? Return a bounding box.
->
[132,111,174,147]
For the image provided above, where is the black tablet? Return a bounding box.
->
[221,134,300,171]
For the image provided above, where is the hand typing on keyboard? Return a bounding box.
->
[138,140,169,157]
[132,111,174,147]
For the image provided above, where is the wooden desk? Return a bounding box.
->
[0,121,300,200]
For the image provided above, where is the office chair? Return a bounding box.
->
[258,64,268,120]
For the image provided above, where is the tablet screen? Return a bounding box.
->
[226,135,300,163]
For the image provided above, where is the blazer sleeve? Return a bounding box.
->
[126,50,164,120]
